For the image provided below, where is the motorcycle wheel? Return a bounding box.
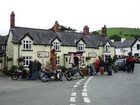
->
[23,74,30,80]
[11,74,19,80]
[57,73,63,81]
[40,74,49,82]
[64,71,72,81]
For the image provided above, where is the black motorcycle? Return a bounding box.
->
[11,69,30,80]
[65,66,84,81]
[87,64,96,76]
[40,68,63,82]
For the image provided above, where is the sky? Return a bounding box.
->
[0,0,140,35]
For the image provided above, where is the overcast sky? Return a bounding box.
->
[0,0,139,35]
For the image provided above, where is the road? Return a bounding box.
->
[0,64,140,105]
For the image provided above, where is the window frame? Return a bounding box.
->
[52,41,61,52]
[22,40,33,50]
[77,43,85,52]
[23,56,32,67]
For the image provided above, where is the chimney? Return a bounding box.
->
[10,11,15,28]
[53,21,60,32]
[121,38,126,43]
[83,25,90,35]
[102,25,107,36]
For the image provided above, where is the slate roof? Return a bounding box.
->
[10,27,112,48]
[0,36,7,45]
[0,36,7,54]
[112,39,136,48]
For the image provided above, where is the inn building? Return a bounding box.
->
[5,12,115,69]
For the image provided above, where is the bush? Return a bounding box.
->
[18,65,24,70]
[59,65,67,72]
[7,65,18,75]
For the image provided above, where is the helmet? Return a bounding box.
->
[128,52,132,56]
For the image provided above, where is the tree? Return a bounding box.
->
[60,25,77,32]
[91,31,100,35]
[109,35,121,41]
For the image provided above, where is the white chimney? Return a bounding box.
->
[121,38,126,42]
[111,39,114,42]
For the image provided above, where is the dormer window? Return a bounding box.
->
[22,40,32,50]
[52,42,61,51]
[104,45,110,52]
[77,43,85,52]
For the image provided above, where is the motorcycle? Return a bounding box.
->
[87,64,96,76]
[65,66,84,81]
[40,68,63,82]
[11,69,30,80]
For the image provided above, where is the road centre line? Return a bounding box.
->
[82,76,93,104]
[71,92,76,96]
[70,97,76,102]
[83,97,91,103]
[70,77,87,105]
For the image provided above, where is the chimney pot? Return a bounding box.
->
[10,11,15,28]
[83,25,90,35]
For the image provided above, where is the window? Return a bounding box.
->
[23,40,32,50]
[77,43,85,52]
[56,56,60,65]
[137,44,140,50]
[104,45,110,52]
[23,56,32,66]
[65,57,68,62]
[53,42,61,51]
[1,46,5,50]
[80,56,85,66]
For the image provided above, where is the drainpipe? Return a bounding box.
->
[18,44,20,65]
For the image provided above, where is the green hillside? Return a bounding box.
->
[98,27,140,39]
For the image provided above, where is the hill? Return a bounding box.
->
[97,27,140,40]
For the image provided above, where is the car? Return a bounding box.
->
[113,59,126,72]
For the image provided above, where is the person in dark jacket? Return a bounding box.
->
[126,52,136,73]
[105,55,112,76]
[73,54,79,68]
[28,61,33,79]
[31,59,39,80]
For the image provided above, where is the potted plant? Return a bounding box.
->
[85,56,91,61]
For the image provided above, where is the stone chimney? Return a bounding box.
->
[102,25,107,36]
[10,11,15,28]
[83,25,90,35]
[53,21,60,32]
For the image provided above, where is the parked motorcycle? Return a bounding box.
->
[87,64,96,76]
[65,66,84,81]
[40,68,63,82]
[11,69,30,80]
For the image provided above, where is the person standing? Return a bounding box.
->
[105,55,112,76]
[37,60,42,79]
[28,60,33,79]
[73,54,79,68]
[126,52,136,73]
[31,59,39,80]
[95,56,100,75]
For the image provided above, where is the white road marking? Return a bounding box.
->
[82,88,87,92]
[71,92,76,96]
[70,97,76,102]
[70,77,87,105]
[83,97,91,103]
[82,92,88,97]
[83,85,87,88]
[73,85,78,88]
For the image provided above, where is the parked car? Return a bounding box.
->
[113,59,126,72]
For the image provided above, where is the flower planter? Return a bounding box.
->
[80,68,88,76]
